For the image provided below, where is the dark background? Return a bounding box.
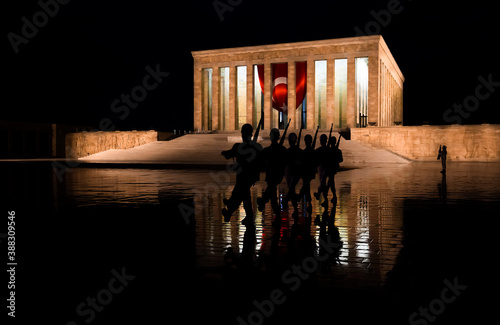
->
[2,0,499,131]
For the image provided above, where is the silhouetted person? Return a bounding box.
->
[257,128,286,217]
[284,132,303,210]
[221,123,263,225]
[326,135,343,205]
[298,134,317,212]
[438,145,447,174]
[314,134,331,205]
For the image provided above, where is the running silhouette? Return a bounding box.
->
[314,134,330,205]
[314,125,343,207]
[221,122,263,226]
[257,127,288,219]
[327,133,343,205]
[298,126,319,213]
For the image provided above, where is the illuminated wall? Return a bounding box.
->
[380,60,403,126]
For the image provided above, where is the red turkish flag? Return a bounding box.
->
[257,64,264,94]
[272,63,288,113]
[296,62,307,109]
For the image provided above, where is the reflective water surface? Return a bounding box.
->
[45,162,500,285]
[3,161,499,324]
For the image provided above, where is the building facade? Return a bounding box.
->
[192,35,404,131]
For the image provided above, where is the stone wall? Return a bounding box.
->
[0,121,90,158]
[66,131,158,158]
[351,125,500,161]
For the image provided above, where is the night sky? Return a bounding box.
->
[3,0,499,131]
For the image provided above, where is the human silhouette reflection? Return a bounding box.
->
[284,132,303,211]
[221,123,263,226]
[224,223,256,279]
[438,172,447,203]
[318,204,343,268]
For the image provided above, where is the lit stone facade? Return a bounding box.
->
[192,35,404,131]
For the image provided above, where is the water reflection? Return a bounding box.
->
[4,162,499,292]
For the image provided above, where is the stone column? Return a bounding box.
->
[368,56,378,126]
[390,75,394,126]
[385,69,390,127]
[383,69,387,127]
[201,69,209,131]
[395,84,400,125]
[382,67,387,127]
[193,66,202,131]
[347,57,356,128]
[264,63,272,130]
[377,61,384,126]
[327,59,335,128]
[212,67,220,130]
[287,61,297,129]
[246,64,253,127]
[399,85,404,125]
[306,59,315,130]
[271,62,278,129]
[386,70,389,126]
[229,65,236,130]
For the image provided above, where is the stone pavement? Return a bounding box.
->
[78,132,411,167]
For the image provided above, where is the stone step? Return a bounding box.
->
[79,133,411,167]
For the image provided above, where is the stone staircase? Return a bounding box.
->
[79,130,411,167]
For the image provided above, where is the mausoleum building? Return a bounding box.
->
[192,35,404,131]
